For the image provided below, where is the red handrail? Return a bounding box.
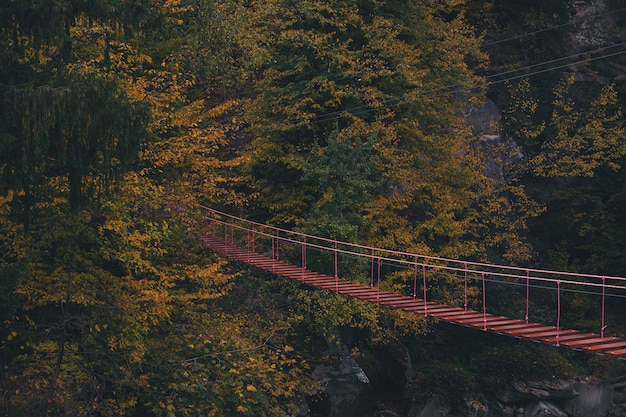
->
[200,205,626,339]
[200,205,626,284]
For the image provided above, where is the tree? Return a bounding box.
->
[0,3,155,413]
[0,1,151,220]
[241,0,489,258]
[0,2,272,415]
[502,76,626,274]
[2,173,173,416]
[532,77,626,178]
[144,294,316,417]
[301,122,383,242]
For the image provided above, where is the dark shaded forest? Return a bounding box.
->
[1,0,626,416]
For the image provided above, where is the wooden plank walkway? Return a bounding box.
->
[203,236,626,359]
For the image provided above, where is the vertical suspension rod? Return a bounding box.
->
[247,228,251,262]
[301,236,306,283]
[482,272,487,331]
[370,249,375,287]
[377,257,381,305]
[525,269,530,324]
[272,230,276,273]
[556,280,561,347]
[413,256,418,299]
[224,219,228,256]
[334,241,338,294]
[422,264,427,317]
[601,276,606,338]
[464,262,468,312]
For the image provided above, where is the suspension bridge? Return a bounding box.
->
[200,206,626,359]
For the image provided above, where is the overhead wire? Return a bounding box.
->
[242,8,626,294]
[485,40,626,82]
[479,6,626,49]
[302,43,626,125]
[261,6,626,127]
[273,6,626,100]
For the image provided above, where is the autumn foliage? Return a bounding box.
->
[1,0,625,416]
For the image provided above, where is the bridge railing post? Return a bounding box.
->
[422,264,427,317]
[464,262,468,312]
[251,224,255,255]
[272,230,276,273]
[376,257,381,305]
[370,249,375,287]
[246,227,251,262]
[601,276,606,338]
[301,236,306,283]
[276,229,279,262]
[413,256,418,299]
[223,218,228,256]
[556,279,561,347]
[525,269,530,324]
[334,241,338,294]
[204,216,209,244]
[230,218,234,245]
[482,272,487,331]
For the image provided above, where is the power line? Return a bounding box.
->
[480,6,626,49]
[415,6,626,67]
[486,40,626,82]
[266,6,626,108]
[298,43,626,125]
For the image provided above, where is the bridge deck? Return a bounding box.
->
[203,236,626,359]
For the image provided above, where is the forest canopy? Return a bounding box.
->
[1,0,625,416]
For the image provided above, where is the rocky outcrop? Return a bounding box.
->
[522,401,568,417]
[495,380,579,403]
[565,0,626,82]
[302,336,626,417]
[406,396,452,417]
[310,351,372,417]
[464,98,501,136]
[567,0,615,49]
[562,379,614,417]
[464,99,525,183]
[404,377,624,417]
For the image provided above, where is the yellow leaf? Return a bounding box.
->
[246,384,257,392]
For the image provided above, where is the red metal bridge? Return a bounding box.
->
[200,206,626,359]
